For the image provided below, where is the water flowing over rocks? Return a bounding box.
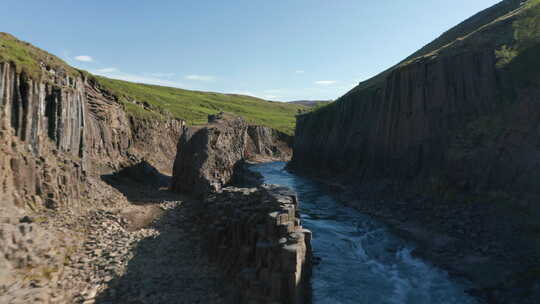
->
[200,185,312,304]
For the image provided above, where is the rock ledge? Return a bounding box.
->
[200,185,312,304]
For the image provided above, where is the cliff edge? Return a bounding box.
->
[171,112,293,197]
[290,0,540,302]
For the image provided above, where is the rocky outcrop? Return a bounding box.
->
[290,1,540,302]
[171,113,293,197]
[201,185,311,304]
[82,77,184,174]
[0,60,184,301]
[245,125,293,162]
[291,3,540,201]
[171,113,248,196]
[170,112,310,303]
[0,61,183,209]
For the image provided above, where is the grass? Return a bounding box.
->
[96,76,305,134]
[496,1,540,68]
[0,33,306,135]
[0,32,77,79]
[310,0,540,120]
[495,45,519,67]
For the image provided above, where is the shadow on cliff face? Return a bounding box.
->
[93,200,231,303]
[94,162,232,303]
[100,161,172,205]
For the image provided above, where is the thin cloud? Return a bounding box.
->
[74,55,93,62]
[91,68,187,88]
[230,91,254,96]
[315,80,337,86]
[95,67,118,73]
[149,72,175,77]
[264,95,279,100]
[295,70,305,74]
[185,74,215,81]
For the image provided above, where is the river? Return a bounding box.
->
[249,162,477,304]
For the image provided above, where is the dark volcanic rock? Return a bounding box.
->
[0,60,184,301]
[289,2,540,303]
[0,61,184,210]
[171,113,248,196]
[290,0,539,199]
[292,49,509,190]
[171,112,293,197]
[200,185,312,304]
[245,125,293,162]
[116,160,170,188]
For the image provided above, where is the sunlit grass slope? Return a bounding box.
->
[0,32,306,135]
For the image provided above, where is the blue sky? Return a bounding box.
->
[3,0,500,101]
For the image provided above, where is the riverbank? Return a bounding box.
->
[286,166,540,304]
[62,171,232,303]
[252,162,479,303]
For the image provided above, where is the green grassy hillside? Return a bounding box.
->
[347,0,527,94]
[95,76,305,134]
[287,100,332,107]
[0,32,77,79]
[0,32,305,135]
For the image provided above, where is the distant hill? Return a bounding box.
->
[288,100,332,107]
[94,76,307,134]
[0,32,307,135]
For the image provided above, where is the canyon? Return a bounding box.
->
[0,32,306,303]
[290,0,540,303]
[2,0,540,303]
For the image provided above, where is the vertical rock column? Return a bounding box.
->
[201,185,312,304]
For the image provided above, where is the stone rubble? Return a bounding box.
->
[0,194,231,304]
[59,200,229,304]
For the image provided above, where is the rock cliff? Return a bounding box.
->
[290,1,540,302]
[0,58,183,302]
[291,0,540,201]
[171,112,292,197]
[201,185,311,304]
[245,125,293,162]
[169,112,311,303]
[0,61,183,209]
[0,32,304,303]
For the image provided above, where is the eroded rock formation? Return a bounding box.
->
[170,113,311,303]
[290,2,540,201]
[0,60,184,302]
[289,1,540,302]
[245,125,293,162]
[0,61,183,209]
[171,112,292,197]
[201,185,311,304]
